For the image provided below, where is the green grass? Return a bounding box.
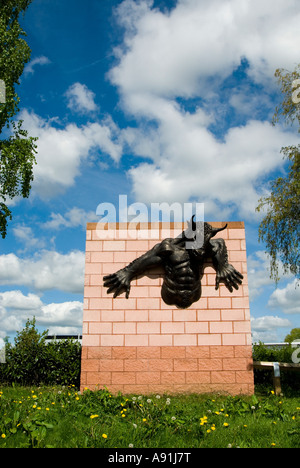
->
[0,385,299,448]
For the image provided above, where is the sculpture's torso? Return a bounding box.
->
[160,240,202,309]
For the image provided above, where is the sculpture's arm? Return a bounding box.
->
[208,239,243,292]
[103,242,165,298]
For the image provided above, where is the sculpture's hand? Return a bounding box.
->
[215,264,243,292]
[103,269,132,298]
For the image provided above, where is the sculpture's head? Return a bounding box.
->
[185,215,227,254]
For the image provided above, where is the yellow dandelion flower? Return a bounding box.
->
[102,433,108,439]
[223,423,229,427]
[46,408,49,411]
[90,414,99,419]
[271,443,276,446]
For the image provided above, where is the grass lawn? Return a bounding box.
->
[0,385,299,448]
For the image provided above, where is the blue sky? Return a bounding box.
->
[0,0,299,345]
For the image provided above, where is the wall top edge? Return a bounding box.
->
[86,221,245,230]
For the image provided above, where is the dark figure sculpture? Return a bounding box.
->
[103,217,243,309]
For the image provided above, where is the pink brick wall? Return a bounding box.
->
[80,222,254,395]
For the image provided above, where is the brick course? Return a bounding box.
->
[80,222,254,395]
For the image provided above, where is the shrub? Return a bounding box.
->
[0,319,81,387]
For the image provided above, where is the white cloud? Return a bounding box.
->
[251,315,292,342]
[0,290,43,310]
[251,315,292,331]
[38,301,83,329]
[43,207,98,231]
[247,250,295,301]
[111,0,300,99]
[108,0,300,218]
[19,110,123,197]
[0,290,43,335]
[125,113,297,220]
[105,0,300,219]
[0,313,23,335]
[13,225,46,251]
[24,56,51,76]
[0,250,85,294]
[268,279,300,314]
[247,251,276,300]
[0,291,83,337]
[65,82,98,114]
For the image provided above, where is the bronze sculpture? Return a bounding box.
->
[103,217,243,309]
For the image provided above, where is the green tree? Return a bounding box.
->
[0,318,81,386]
[256,64,300,282]
[0,0,37,238]
[4,317,48,385]
[284,328,300,344]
